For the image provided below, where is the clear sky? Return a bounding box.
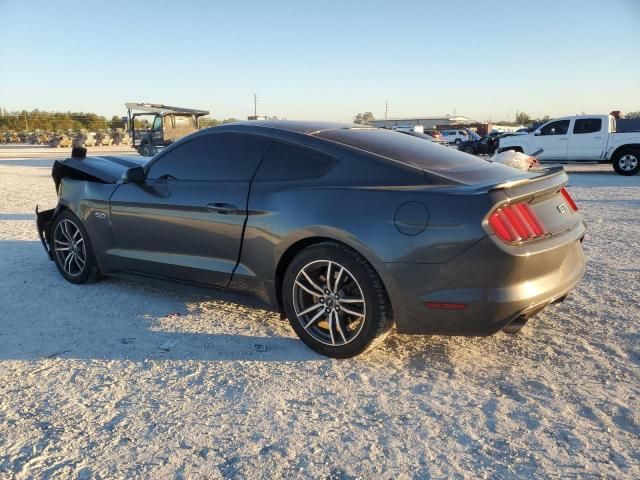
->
[1,0,638,122]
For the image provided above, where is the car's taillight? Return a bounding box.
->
[560,187,578,211]
[488,202,548,244]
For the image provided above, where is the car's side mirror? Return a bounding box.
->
[122,166,145,184]
[533,130,541,136]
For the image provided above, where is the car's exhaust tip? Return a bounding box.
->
[502,315,529,334]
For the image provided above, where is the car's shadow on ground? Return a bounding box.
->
[0,240,462,367]
[0,240,326,362]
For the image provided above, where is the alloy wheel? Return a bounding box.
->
[619,154,638,172]
[292,260,366,346]
[53,219,87,277]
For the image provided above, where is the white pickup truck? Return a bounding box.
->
[498,114,640,175]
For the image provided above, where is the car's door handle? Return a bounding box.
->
[206,203,239,214]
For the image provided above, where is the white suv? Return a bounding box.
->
[441,129,469,145]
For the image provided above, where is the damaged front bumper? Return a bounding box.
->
[35,205,55,260]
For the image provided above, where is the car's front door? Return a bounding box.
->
[531,119,570,160]
[109,132,271,287]
[568,117,606,160]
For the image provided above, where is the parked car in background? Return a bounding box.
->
[72,131,96,148]
[458,131,502,155]
[398,129,449,146]
[424,129,444,141]
[36,121,585,358]
[498,114,640,175]
[441,129,470,145]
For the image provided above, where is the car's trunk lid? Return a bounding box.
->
[487,167,581,239]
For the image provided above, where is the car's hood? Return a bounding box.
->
[51,155,150,191]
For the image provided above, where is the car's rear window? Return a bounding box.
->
[314,127,529,184]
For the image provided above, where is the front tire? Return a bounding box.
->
[612,148,640,176]
[50,210,99,284]
[282,242,393,358]
[140,143,154,157]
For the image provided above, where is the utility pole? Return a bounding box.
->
[253,94,257,117]
[385,101,388,119]
[24,111,28,131]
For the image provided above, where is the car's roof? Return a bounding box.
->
[228,120,369,135]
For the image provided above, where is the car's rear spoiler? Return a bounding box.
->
[489,166,568,202]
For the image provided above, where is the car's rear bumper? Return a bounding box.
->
[387,223,586,335]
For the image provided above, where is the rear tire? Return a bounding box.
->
[464,146,475,154]
[282,242,393,358]
[140,143,154,157]
[612,148,640,176]
[50,210,99,284]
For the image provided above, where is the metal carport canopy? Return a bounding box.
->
[125,102,209,116]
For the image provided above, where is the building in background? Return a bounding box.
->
[371,115,471,129]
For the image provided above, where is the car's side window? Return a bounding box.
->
[573,118,602,134]
[540,120,570,136]
[152,116,162,131]
[254,142,336,181]
[146,133,271,181]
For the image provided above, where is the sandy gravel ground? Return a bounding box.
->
[0,145,638,479]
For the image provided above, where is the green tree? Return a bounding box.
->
[200,117,221,128]
[533,115,551,125]
[353,112,375,125]
[515,112,531,126]
[109,115,125,129]
[221,118,240,124]
[625,111,640,119]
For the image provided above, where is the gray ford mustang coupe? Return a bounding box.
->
[36,121,586,358]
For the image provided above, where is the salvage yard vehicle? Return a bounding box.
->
[458,131,503,155]
[441,129,470,145]
[48,134,72,148]
[95,131,111,146]
[36,121,586,358]
[110,129,130,146]
[126,102,209,156]
[498,114,640,175]
[397,129,449,146]
[390,125,448,146]
[72,131,97,148]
